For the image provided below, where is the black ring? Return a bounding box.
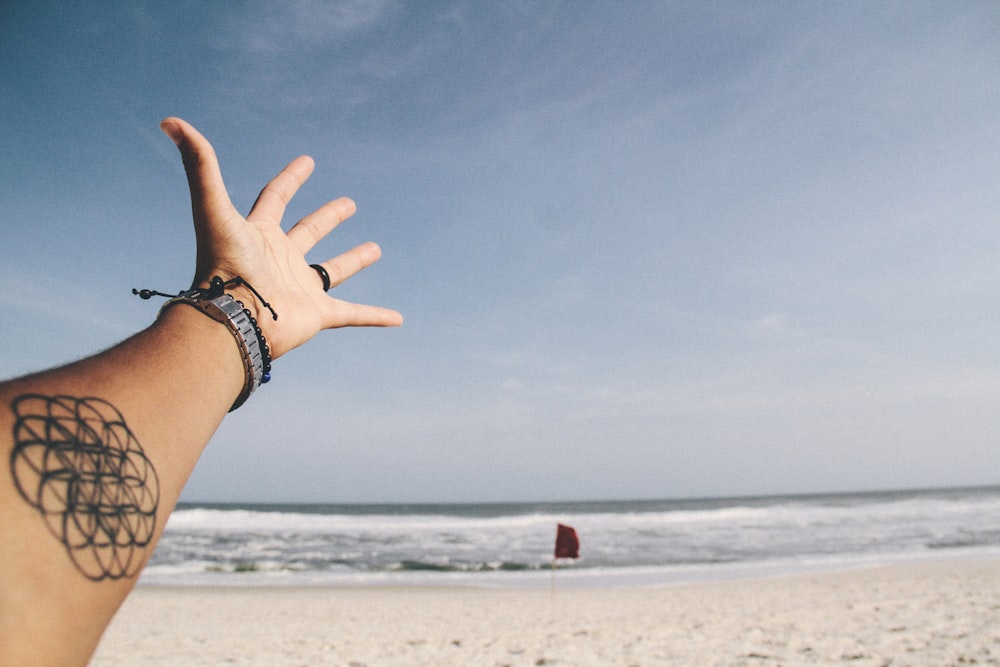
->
[309,264,331,291]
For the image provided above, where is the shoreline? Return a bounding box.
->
[135,547,1000,590]
[92,557,1000,666]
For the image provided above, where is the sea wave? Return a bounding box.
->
[142,486,1000,587]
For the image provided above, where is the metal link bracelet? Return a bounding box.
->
[133,276,275,411]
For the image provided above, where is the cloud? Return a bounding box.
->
[202,1,414,122]
[748,314,792,337]
[227,0,399,56]
[0,266,139,338]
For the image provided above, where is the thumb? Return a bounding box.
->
[160,117,236,222]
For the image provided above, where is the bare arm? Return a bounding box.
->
[0,118,401,666]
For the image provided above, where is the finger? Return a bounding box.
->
[247,155,315,225]
[160,117,237,221]
[311,242,383,291]
[287,197,357,254]
[324,298,404,328]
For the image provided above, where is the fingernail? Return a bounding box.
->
[160,118,182,146]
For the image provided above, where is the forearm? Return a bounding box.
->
[0,304,243,665]
[0,115,402,666]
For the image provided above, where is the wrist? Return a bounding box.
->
[136,275,275,411]
[152,303,246,410]
[164,294,271,410]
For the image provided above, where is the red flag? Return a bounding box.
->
[554,523,580,559]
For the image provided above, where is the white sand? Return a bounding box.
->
[90,559,1000,666]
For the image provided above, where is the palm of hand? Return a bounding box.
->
[161,117,402,359]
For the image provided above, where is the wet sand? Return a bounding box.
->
[90,558,1000,666]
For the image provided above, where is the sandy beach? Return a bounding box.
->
[90,559,1000,666]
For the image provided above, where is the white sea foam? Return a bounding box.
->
[141,487,1000,588]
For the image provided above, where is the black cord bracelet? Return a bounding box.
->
[133,275,276,408]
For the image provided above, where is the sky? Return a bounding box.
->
[2,1,1000,503]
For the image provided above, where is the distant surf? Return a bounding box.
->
[140,486,1000,588]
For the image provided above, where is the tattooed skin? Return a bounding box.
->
[9,394,159,581]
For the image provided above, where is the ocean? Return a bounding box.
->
[141,486,1000,588]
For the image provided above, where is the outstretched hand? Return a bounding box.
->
[159,117,402,359]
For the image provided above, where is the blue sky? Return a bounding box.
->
[3,1,1000,502]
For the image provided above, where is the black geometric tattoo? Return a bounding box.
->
[9,394,160,581]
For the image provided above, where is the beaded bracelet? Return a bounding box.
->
[133,276,275,411]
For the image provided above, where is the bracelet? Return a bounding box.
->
[133,276,275,412]
[167,293,268,411]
